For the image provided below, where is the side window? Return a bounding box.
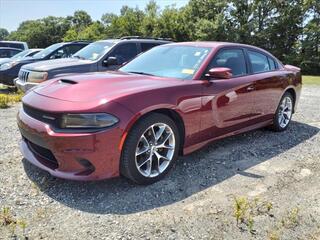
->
[268,57,277,70]
[109,43,138,64]
[141,43,158,52]
[208,49,247,77]
[248,50,270,73]
[11,50,20,57]
[0,50,10,58]
[50,47,68,59]
[65,44,86,56]
[28,51,38,57]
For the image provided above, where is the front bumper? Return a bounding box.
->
[0,70,16,85]
[15,78,38,92]
[17,107,123,181]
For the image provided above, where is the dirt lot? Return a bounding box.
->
[0,85,319,240]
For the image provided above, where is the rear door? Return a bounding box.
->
[245,49,285,121]
[200,47,257,141]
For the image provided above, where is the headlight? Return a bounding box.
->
[61,113,119,129]
[28,71,48,83]
[0,62,17,70]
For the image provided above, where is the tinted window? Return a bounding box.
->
[209,49,247,77]
[27,51,40,57]
[0,49,20,58]
[268,57,277,70]
[0,42,24,50]
[141,43,158,52]
[65,45,86,56]
[248,50,270,73]
[109,43,138,64]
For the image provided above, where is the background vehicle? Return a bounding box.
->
[17,42,301,184]
[15,37,171,92]
[0,41,29,50]
[0,41,89,86]
[0,47,22,58]
[0,48,42,67]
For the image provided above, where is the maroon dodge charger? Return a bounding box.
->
[17,42,302,184]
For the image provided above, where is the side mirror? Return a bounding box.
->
[205,67,232,80]
[103,56,118,66]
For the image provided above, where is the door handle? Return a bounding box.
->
[247,85,255,91]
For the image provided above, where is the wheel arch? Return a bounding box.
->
[284,87,297,113]
[120,107,186,155]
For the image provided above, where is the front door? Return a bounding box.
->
[199,48,257,141]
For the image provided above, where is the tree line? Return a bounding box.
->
[0,0,319,75]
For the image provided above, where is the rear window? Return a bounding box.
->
[0,49,21,58]
[268,57,277,70]
[0,42,25,50]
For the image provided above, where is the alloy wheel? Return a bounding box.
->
[278,96,293,128]
[135,123,175,178]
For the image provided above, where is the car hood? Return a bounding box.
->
[23,58,92,71]
[0,58,10,64]
[33,71,185,103]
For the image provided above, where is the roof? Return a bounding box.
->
[0,47,22,51]
[0,40,27,44]
[166,41,272,55]
[96,38,172,44]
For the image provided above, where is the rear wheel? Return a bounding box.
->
[271,92,294,131]
[120,113,180,184]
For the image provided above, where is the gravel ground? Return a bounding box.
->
[0,85,319,240]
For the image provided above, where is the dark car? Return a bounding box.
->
[0,47,22,58]
[17,42,301,184]
[0,41,28,50]
[0,41,89,85]
[0,48,43,67]
[15,37,171,92]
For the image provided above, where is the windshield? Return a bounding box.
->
[73,42,114,61]
[120,45,211,80]
[11,50,31,60]
[33,43,63,59]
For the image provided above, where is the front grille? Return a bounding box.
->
[19,70,30,82]
[26,139,58,169]
[23,104,61,128]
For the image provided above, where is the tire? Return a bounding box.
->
[120,113,180,185]
[270,92,294,132]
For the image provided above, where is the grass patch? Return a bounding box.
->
[0,206,28,239]
[0,92,23,108]
[233,196,273,234]
[302,75,320,85]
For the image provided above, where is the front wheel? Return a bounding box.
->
[270,92,294,131]
[120,113,180,184]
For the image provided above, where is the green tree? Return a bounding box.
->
[300,0,320,74]
[71,10,92,31]
[0,28,9,40]
[105,6,145,37]
[141,0,160,37]
[6,17,71,48]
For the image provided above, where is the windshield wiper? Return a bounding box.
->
[127,71,155,76]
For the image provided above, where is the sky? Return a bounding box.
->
[0,0,189,32]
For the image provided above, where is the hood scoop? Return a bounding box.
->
[59,79,78,85]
